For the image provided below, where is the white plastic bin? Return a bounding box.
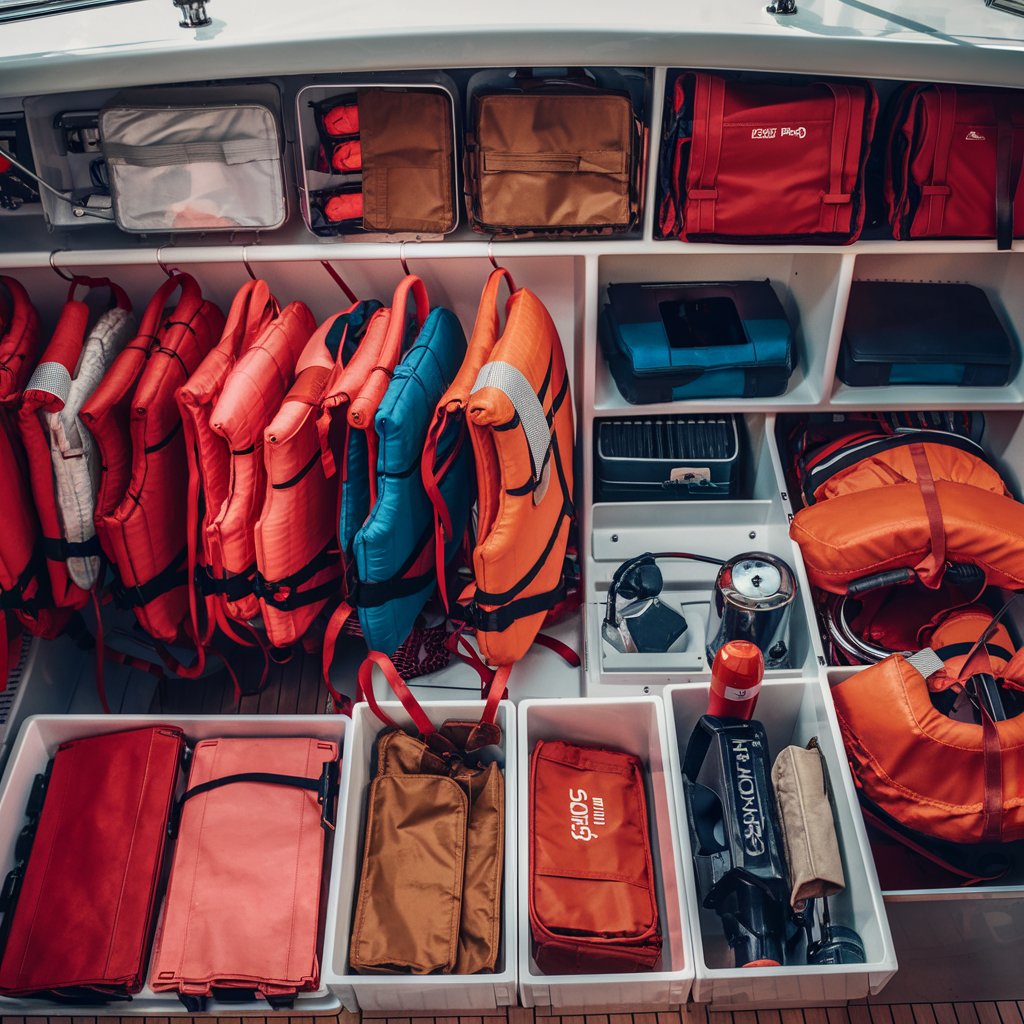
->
[517,697,694,1010]
[322,699,517,1013]
[664,679,897,1007]
[0,714,345,1016]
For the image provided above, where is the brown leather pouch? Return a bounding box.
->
[349,721,504,975]
[467,80,643,237]
[359,89,455,234]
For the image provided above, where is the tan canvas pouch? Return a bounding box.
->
[469,90,639,235]
[349,724,504,975]
[771,741,846,911]
[359,90,455,234]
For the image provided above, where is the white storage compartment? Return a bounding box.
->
[517,696,693,1010]
[664,679,896,1007]
[0,714,345,1016]
[585,420,826,697]
[322,699,517,1013]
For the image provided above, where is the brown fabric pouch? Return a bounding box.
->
[349,723,504,975]
[359,90,455,234]
[771,741,846,911]
[468,89,641,236]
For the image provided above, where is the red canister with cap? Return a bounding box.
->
[706,640,764,720]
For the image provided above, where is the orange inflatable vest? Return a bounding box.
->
[438,269,575,666]
[256,300,380,649]
[791,433,1024,594]
[0,276,47,671]
[82,273,224,643]
[18,278,134,613]
[833,648,1024,847]
[177,279,280,649]
[205,300,316,631]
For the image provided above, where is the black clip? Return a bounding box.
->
[25,769,49,819]
[0,867,22,912]
[318,760,340,831]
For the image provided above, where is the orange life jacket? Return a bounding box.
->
[448,269,576,666]
[82,272,224,644]
[177,279,280,650]
[833,648,1024,848]
[256,300,380,649]
[791,433,1024,594]
[0,276,48,671]
[205,300,316,631]
[18,278,134,613]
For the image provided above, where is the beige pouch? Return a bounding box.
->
[771,740,845,911]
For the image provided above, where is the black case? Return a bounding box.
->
[594,415,742,501]
[839,281,1018,388]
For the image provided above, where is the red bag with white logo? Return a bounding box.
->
[529,740,661,974]
[658,72,877,244]
[884,84,1024,249]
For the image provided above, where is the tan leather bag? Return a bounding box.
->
[360,89,456,234]
[349,713,504,975]
[467,76,643,237]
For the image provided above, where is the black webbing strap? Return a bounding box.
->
[254,542,341,610]
[995,96,1022,252]
[198,561,257,601]
[112,547,188,609]
[459,579,568,633]
[41,535,102,562]
[0,548,44,614]
[168,760,339,836]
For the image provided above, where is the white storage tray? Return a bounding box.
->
[322,699,517,1013]
[0,714,345,1016]
[517,697,694,1011]
[664,679,897,1007]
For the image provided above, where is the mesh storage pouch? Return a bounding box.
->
[529,740,662,974]
[99,103,286,232]
[0,726,184,999]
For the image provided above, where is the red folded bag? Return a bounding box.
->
[659,72,877,244]
[529,740,662,974]
[0,725,184,999]
[149,736,340,1011]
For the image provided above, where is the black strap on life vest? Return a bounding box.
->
[199,561,258,602]
[347,523,435,608]
[254,541,341,611]
[111,546,188,609]
[41,535,102,562]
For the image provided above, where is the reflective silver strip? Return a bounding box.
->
[103,139,277,167]
[472,360,550,483]
[25,361,72,406]
[906,648,945,678]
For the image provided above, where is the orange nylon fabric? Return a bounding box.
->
[256,305,368,648]
[460,278,575,665]
[177,279,280,646]
[832,653,1024,845]
[207,301,317,625]
[791,442,1024,593]
[83,273,225,643]
[922,605,1023,690]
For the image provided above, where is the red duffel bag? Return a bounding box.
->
[884,84,1024,249]
[658,72,877,244]
[529,740,662,974]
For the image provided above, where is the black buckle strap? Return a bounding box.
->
[459,579,568,634]
[0,544,46,614]
[41,535,102,562]
[168,760,340,837]
[198,562,257,602]
[111,547,187,609]
[254,543,341,610]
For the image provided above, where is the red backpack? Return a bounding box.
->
[658,72,877,244]
[884,84,1024,248]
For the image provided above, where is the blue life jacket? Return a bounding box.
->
[352,306,470,655]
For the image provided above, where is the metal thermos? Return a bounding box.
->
[706,552,796,669]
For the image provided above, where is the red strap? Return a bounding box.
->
[357,650,436,736]
[321,261,358,305]
[321,602,354,712]
[821,84,853,234]
[482,663,509,726]
[926,86,958,236]
[691,74,726,235]
[910,443,946,588]
[534,631,582,667]
[90,589,112,714]
[981,703,1004,844]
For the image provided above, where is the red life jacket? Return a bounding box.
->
[0,276,47,673]
[18,277,134,613]
[177,279,280,649]
[82,273,224,644]
[207,300,317,629]
[256,300,379,649]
